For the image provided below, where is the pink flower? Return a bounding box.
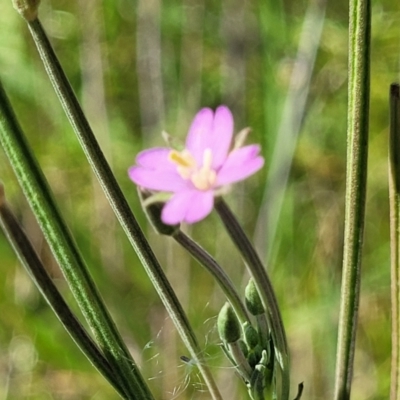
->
[128,106,264,225]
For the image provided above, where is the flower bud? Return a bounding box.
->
[247,345,262,369]
[13,0,40,21]
[245,279,264,316]
[243,322,259,349]
[217,302,241,344]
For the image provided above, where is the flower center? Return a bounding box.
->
[168,148,217,191]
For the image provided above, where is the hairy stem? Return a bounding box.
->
[333,0,371,398]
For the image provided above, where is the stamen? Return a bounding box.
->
[168,148,217,190]
[168,150,193,167]
[168,149,197,180]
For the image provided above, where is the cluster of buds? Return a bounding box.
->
[218,279,274,400]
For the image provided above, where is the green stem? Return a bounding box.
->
[0,80,151,400]
[214,198,290,400]
[333,0,371,399]
[173,230,251,326]
[0,185,127,399]
[389,83,400,400]
[26,17,222,400]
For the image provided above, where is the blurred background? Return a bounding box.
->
[0,0,398,398]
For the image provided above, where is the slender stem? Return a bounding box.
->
[173,230,251,325]
[214,198,290,400]
[333,1,371,399]
[389,83,400,400]
[0,185,127,399]
[229,341,252,381]
[26,17,222,400]
[0,80,151,400]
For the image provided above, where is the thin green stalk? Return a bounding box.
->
[389,83,400,400]
[0,80,152,400]
[333,0,371,399]
[173,230,251,326]
[214,198,289,400]
[25,15,222,400]
[0,184,127,399]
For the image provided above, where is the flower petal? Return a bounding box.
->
[209,106,234,168]
[161,190,214,224]
[216,145,264,185]
[185,106,234,168]
[135,147,175,171]
[185,108,214,163]
[161,195,188,225]
[184,190,214,223]
[128,167,187,192]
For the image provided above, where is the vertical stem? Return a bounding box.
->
[389,83,400,400]
[333,0,371,399]
[215,199,289,400]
